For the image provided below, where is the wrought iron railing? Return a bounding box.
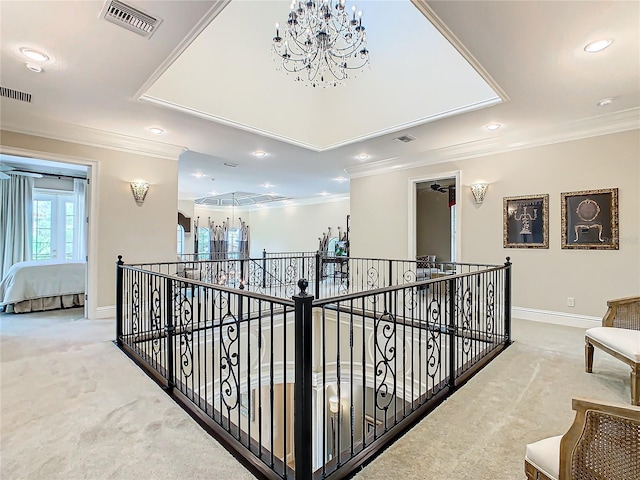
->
[116,255,512,479]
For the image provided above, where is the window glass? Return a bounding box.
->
[32,189,80,261]
[177,225,184,256]
[227,228,240,259]
[33,199,52,260]
[197,226,210,260]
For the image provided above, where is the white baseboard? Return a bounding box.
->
[96,305,116,319]
[512,306,600,329]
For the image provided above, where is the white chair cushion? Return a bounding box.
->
[586,327,640,362]
[525,435,561,480]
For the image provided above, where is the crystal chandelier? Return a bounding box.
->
[272,0,370,87]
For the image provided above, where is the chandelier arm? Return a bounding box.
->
[271,0,370,87]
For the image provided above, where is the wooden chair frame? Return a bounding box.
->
[525,397,640,480]
[585,296,640,406]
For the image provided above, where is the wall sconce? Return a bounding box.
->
[470,183,488,204]
[130,181,150,204]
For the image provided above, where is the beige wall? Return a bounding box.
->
[246,199,350,256]
[185,200,350,258]
[416,188,452,262]
[351,130,640,318]
[1,130,179,314]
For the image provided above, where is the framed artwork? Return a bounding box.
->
[503,194,549,248]
[561,188,618,250]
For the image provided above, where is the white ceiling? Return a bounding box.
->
[1,0,638,207]
[144,0,501,151]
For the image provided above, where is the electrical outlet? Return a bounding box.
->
[567,297,575,307]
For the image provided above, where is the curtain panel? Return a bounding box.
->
[0,175,34,278]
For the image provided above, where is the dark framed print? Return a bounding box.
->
[503,194,549,248]
[561,188,618,250]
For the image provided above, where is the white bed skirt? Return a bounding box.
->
[5,294,85,314]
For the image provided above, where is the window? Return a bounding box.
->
[177,224,184,257]
[227,227,240,259]
[32,189,81,261]
[197,226,210,260]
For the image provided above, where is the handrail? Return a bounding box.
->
[115,255,511,480]
[120,264,295,307]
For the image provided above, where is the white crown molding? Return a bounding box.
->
[411,0,510,103]
[141,95,501,153]
[134,0,232,100]
[513,306,600,329]
[347,108,640,179]
[2,122,186,161]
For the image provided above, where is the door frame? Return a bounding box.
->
[408,170,461,262]
[0,146,98,320]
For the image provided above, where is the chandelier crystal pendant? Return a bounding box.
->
[272,0,370,87]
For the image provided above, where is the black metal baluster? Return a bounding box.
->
[165,276,175,390]
[269,301,275,469]
[349,298,354,456]
[258,299,263,459]
[448,276,456,390]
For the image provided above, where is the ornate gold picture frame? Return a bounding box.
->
[503,194,549,248]
[561,188,618,250]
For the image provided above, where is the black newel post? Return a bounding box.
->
[504,257,512,345]
[448,276,457,389]
[116,255,124,345]
[293,279,313,480]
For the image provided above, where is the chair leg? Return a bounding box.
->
[631,364,639,406]
[585,340,594,373]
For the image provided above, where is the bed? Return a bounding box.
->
[0,260,86,313]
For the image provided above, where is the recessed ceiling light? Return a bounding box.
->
[25,63,43,73]
[584,39,613,53]
[320,191,329,196]
[149,127,164,135]
[262,182,273,188]
[253,151,267,158]
[19,47,49,62]
[335,176,347,182]
[356,154,369,161]
[267,191,278,196]
[209,191,217,196]
[486,123,501,131]
[597,98,613,107]
[193,172,206,178]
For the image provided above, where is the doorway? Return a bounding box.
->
[0,153,93,318]
[409,171,460,263]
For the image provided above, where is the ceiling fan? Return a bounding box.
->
[0,164,43,180]
[429,182,449,193]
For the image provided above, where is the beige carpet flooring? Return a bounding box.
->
[0,309,631,480]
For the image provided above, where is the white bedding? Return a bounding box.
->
[0,260,86,307]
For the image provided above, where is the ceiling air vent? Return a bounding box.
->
[394,135,416,143]
[0,86,32,103]
[101,0,162,39]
